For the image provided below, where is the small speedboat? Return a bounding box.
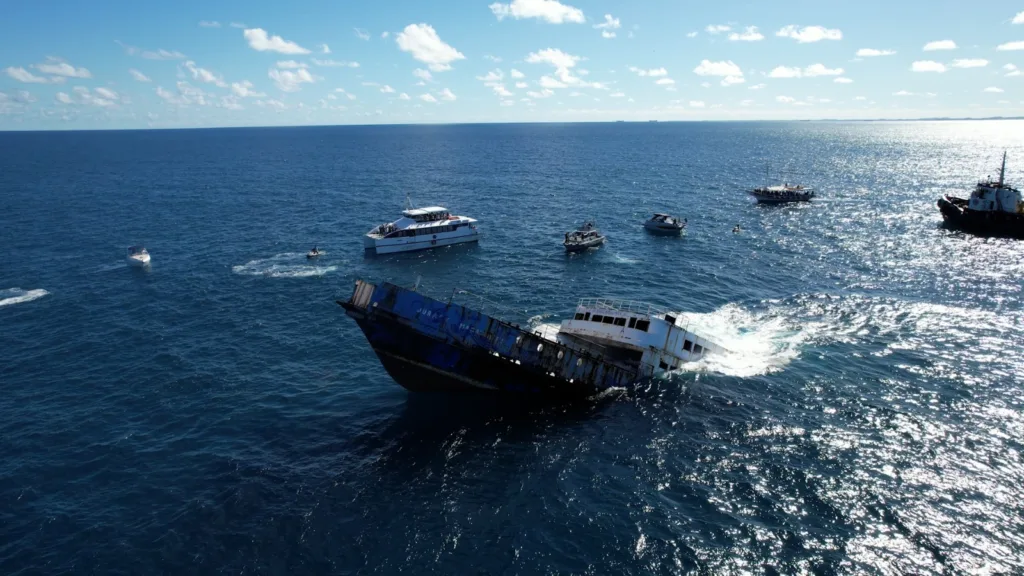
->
[644,213,686,234]
[127,246,150,267]
[307,247,323,259]
[564,222,606,253]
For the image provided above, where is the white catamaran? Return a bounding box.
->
[364,201,480,255]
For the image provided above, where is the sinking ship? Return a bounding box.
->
[938,152,1024,239]
[339,279,728,397]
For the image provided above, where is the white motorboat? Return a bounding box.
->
[126,246,150,267]
[564,222,606,252]
[643,213,686,234]
[364,205,479,255]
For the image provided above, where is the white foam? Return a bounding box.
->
[612,253,639,265]
[673,303,805,377]
[232,253,339,278]
[0,288,50,308]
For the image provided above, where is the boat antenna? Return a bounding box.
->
[413,274,422,291]
[405,193,413,210]
[1000,151,1007,187]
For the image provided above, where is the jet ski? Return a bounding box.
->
[306,247,323,259]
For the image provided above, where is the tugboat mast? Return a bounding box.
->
[1000,151,1007,187]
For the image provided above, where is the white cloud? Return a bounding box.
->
[728,26,764,42]
[490,83,514,96]
[629,67,668,77]
[1006,64,1022,77]
[399,92,410,100]
[268,67,316,92]
[6,66,49,83]
[71,86,117,107]
[229,22,246,29]
[923,40,956,51]
[510,68,525,79]
[141,48,186,60]
[395,23,465,71]
[501,99,515,106]
[856,48,896,57]
[35,59,91,78]
[255,99,286,110]
[689,101,705,108]
[655,78,675,85]
[1014,11,1024,24]
[834,77,853,83]
[749,83,766,90]
[610,91,625,97]
[515,81,528,88]
[320,44,331,54]
[854,96,867,101]
[361,81,380,87]
[983,86,1004,93]
[231,80,265,97]
[693,59,743,77]
[770,66,802,78]
[477,69,504,82]
[526,88,555,98]
[951,59,988,68]
[219,95,244,110]
[185,61,227,87]
[997,41,1024,51]
[275,60,308,69]
[311,59,359,67]
[199,21,221,28]
[381,31,390,39]
[56,92,73,104]
[244,28,310,55]
[594,14,620,37]
[129,69,151,82]
[440,88,456,101]
[686,31,698,38]
[893,90,915,96]
[489,0,585,24]
[413,69,433,83]
[721,75,745,86]
[740,99,753,106]
[776,25,842,43]
[484,54,503,62]
[776,95,795,103]
[804,63,843,77]
[540,75,567,88]
[911,60,947,73]
[419,93,438,102]
[705,24,730,34]
[354,28,371,41]
[380,85,395,93]
[526,48,580,69]
[94,87,118,100]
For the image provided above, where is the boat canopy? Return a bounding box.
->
[402,206,449,217]
[127,246,147,254]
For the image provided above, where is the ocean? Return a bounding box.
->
[1,121,1022,575]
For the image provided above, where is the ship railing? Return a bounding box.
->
[575,297,668,317]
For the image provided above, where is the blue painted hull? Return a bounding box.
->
[340,281,638,396]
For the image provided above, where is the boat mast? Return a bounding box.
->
[999,151,1007,187]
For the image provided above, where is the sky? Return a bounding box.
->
[1,0,1023,130]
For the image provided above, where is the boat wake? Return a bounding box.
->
[232,253,338,278]
[612,253,639,265]
[0,288,50,308]
[674,303,806,378]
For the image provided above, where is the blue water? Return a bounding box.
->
[2,121,1023,575]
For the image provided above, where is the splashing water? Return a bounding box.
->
[231,253,338,278]
[674,303,806,378]
[0,288,49,308]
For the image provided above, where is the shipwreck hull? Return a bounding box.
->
[340,280,638,396]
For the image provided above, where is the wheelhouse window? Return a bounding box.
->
[635,319,650,332]
[628,318,637,329]
[613,318,626,327]
[602,316,614,324]
[592,314,604,323]
[693,344,703,355]
[683,340,693,352]
[584,312,591,321]
[574,312,585,321]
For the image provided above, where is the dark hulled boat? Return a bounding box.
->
[937,152,1024,239]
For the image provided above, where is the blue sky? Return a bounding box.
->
[1,0,1023,129]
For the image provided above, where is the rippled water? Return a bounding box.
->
[1,121,1022,574]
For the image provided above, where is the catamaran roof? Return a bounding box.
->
[402,206,449,217]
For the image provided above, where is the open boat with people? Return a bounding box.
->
[937,152,1024,239]
[339,279,729,396]
[365,203,480,255]
[564,222,606,252]
[748,164,815,204]
[126,246,150,267]
[644,213,686,234]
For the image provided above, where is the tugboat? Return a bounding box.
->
[643,213,687,235]
[339,279,728,397]
[937,152,1024,239]
[564,222,606,252]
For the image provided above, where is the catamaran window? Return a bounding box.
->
[693,344,703,355]
[628,318,637,329]
[635,320,650,332]
[683,340,693,352]
[665,314,676,325]
[613,318,626,327]
[584,312,590,321]
[602,316,614,324]
[574,313,585,320]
